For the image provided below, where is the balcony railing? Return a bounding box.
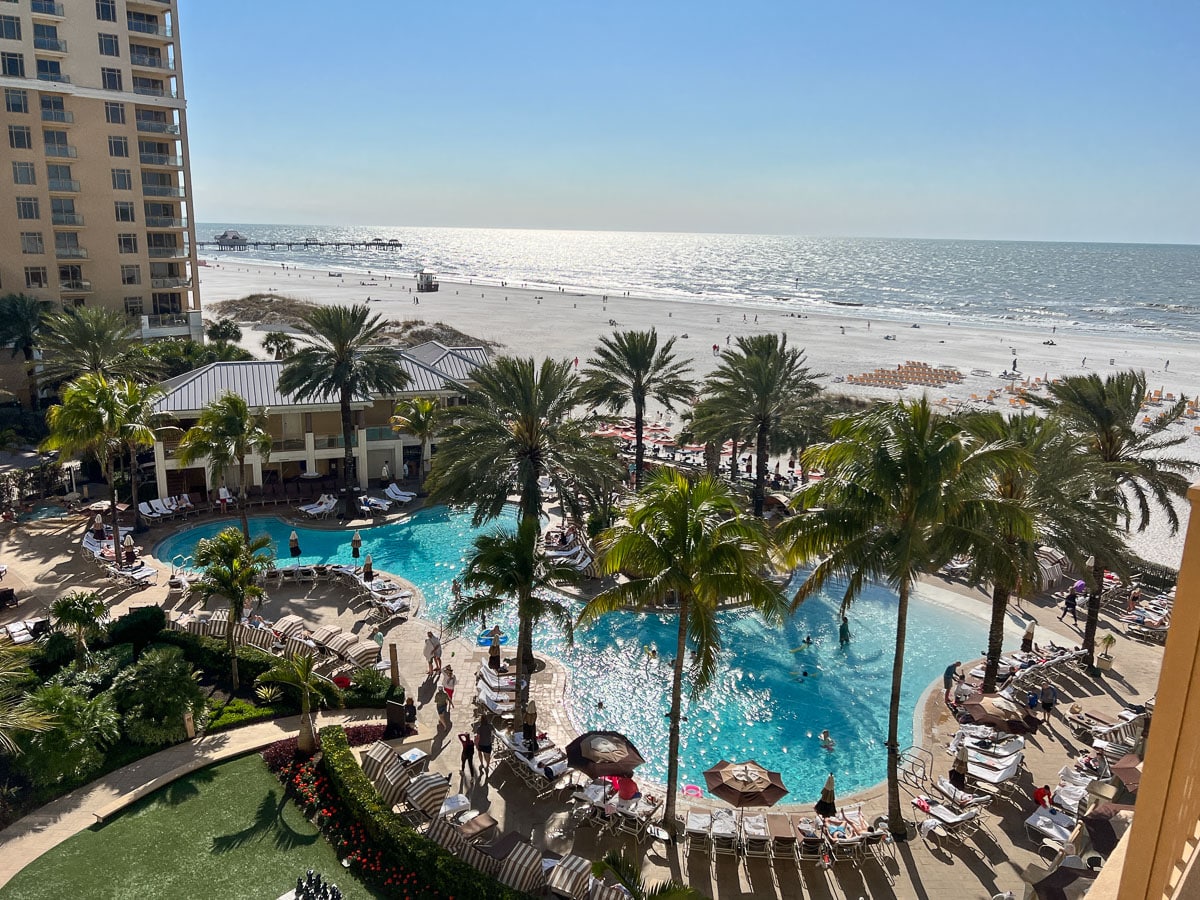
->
[36,72,70,84]
[55,247,87,259]
[30,0,64,16]
[127,21,172,37]
[132,85,177,98]
[59,280,92,292]
[145,216,186,228]
[141,184,185,197]
[136,120,179,134]
[33,37,67,52]
[366,426,398,442]
[130,53,172,70]
[272,438,306,452]
[40,109,73,123]
[151,276,190,289]
[314,434,358,450]
[146,313,189,328]
[47,178,79,192]
[51,212,83,226]
[139,153,182,166]
[147,247,186,258]
[44,145,76,158]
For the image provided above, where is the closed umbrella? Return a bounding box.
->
[351,530,362,559]
[814,773,837,816]
[381,461,390,483]
[363,554,374,581]
[564,731,646,778]
[122,533,135,549]
[703,759,789,809]
[950,744,970,789]
[289,530,301,558]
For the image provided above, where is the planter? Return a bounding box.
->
[1095,655,1114,672]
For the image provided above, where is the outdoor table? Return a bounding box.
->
[439,793,471,818]
[457,811,497,840]
[574,783,608,806]
[400,747,428,767]
[1025,808,1075,844]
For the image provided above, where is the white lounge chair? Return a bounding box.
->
[385,484,416,503]
[137,501,162,522]
[149,498,176,520]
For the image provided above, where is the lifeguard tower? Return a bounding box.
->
[416,269,439,292]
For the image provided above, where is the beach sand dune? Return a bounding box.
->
[199,259,1198,570]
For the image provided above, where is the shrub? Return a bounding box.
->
[318,725,523,900]
[19,685,121,788]
[110,646,207,746]
[342,666,397,708]
[48,644,134,697]
[106,606,166,658]
[153,630,277,686]
[206,697,295,733]
[29,631,76,679]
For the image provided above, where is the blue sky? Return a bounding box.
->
[180,2,1199,243]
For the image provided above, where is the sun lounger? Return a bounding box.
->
[376,760,411,808]
[1128,622,1169,643]
[403,772,451,819]
[345,640,381,668]
[949,729,1026,758]
[477,665,517,693]
[385,484,416,503]
[106,563,158,587]
[741,812,772,859]
[766,813,796,861]
[476,683,517,717]
[934,777,992,809]
[136,501,162,523]
[299,496,337,519]
[310,624,343,649]
[273,614,307,638]
[546,853,592,900]
[149,498,176,520]
[684,810,712,854]
[494,838,546,895]
[324,632,358,660]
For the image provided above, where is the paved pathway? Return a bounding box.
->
[0,709,383,889]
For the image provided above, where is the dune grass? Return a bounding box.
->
[1,754,382,900]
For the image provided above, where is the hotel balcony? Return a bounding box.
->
[145,216,187,228]
[36,72,70,84]
[151,277,190,289]
[147,247,188,258]
[141,184,186,197]
[51,212,83,226]
[41,109,73,123]
[139,153,183,167]
[130,54,173,71]
[33,37,67,53]
[55,247,88,260]
[136,120,180,135]
[127,21,173,38]
[59,279,92,292]
[47,178,79,192]
[44,145,76,158]
[139,310,203,342]
[30,0,64,17]
[132,85,177,98]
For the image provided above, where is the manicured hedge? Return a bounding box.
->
[153,631,278,685]
[206,697,296,732]
[318,725,526,900]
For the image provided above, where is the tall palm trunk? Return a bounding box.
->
[106,455,120,557]
[340,388,355,492]
[752,423,769,517]
[237,454,250,537]
[514,594,534,722]
[1084,558,1105,667]
[227,605,240,691]
[982,583,1011,693]
[22,346,38,412]
[128,443,143,531]
[729,438,740,480]
[633,397,646,490]
[663,596,689,829]
[297,689,315,755]
[704,441,719,477]
[885,582,910,841]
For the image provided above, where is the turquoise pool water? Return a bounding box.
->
[19,503,67,522]
[154,510,986,801]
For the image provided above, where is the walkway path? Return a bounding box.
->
[0,709,383,889]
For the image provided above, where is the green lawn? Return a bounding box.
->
[1,754,384,900]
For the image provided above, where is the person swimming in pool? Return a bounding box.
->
[819,729,836,750]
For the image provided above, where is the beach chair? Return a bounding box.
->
[244,627,275,652]
[741,813,772,862]
[684,810,712,854]
[149,498,176,520]
[766,813,797,863]
[283,636,316,660]
[346,640,381,669]
[206,617,228,640]
[137,501,162,523]
[934,777,992,810]
[272,614,307,638]
[402,772,451,820]
[376,760,411,809]
[456,838,500,879]
[546,853,592,900]
[424,815,465,855]
[385,483,416,503]
[793,816,827,864]
[494,838,546,895]
[709,809,739,858]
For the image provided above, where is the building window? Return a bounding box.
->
[20,233,43,255]
[46,162,71,185]
[4,88,27,113]
[97,33,119,56]
[114,201,135,222]
[0,15,19,41]
[95,0,116,22]
[100,67,122,91]
[111,168,131,190]
[120,265,141,285]
[8,124,31,150]
[12,161,34,184]
[108,135,128,157]
[104,101,124,124]
[42,129,68,154]
[16,197,39,220]
[0,52,23,77]
[35,59,63,81]
[24,267,48,289]
[117,233,138,254]
[123,296,143,316]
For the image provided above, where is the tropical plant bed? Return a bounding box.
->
[0,754,382,900]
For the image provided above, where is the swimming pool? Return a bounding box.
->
[154,510,986,801]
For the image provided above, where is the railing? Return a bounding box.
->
[151,277,190,289]
[51,212,83,225]
[145,216,186,228]
[127,20,172,37]
[59,280,92,291]
[314,434,358,450]
[132,85,177,98]
[55,247,88,259]
[366,426,398,442]
[129,53,172,70]
[139,153,182,166]
[41,109,72,123]
[47,178,79,192]
[146,313,189,328]
[44,144,76,158]
[136,120,179,134]
[272,438,306,452]
[141,184,185,197]
[36,72,70,83]
[30,0,64,15]
[33,37,67,52]
[147,247,186,258]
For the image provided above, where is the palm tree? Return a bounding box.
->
[278,304,409,491]
[262,331,296,360]
[578,469,786,828]
[257,652,342,756]
[38,307,159,384]
[0,293,50,410]
[389,396,440,483]
[50,590,108,669]
[189,528,274,690]
[777,398,1016,841]
[692,333,822,516]
[1028,371,1197,662]
[590,850,701,900]
[0,642,54,755]
[176,391,272,537]
[446,518,580,714]
[426,356,621,527]
[113,380,170,532]
[963,413,1129,691]
[578,329,695,490]
[43,373,127,541]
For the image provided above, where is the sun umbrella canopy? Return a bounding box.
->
[814,772,837,816]
[963,694,1041,734]
[565,731,646,778]
[703,759,789,808]
[1111,754,1143,793]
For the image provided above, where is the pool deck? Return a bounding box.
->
[0,503,1167,899]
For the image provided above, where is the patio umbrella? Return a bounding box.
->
[289,530,301,558]
[123,533,135,549]
[565,731,646,778]
[703,759,789,809]
[814,773,837,816]
[963,694,1041,734]
[381,461,390,482]
[351,530,362,559]
[1111,754,1143,793]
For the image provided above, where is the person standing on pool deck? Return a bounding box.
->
[488,626,503,671]
[839,616,851,646]
[457,731,476,777]
[441,665,457,707]
[1039,683,1059,722]
[522,700,538,749]
[943,661,962,704]
[424,631,442,676]
[434,686,450,729]
[1059,589,1079,625]
[1021,620,1036,654]
[474,714,494,775]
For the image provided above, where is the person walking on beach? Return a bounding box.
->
[1059,590,1079,625]
[839,616,851,646]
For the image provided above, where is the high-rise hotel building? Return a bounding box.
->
[0,0,202,349]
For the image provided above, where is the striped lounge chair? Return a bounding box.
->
[404,772,450,819]
[360,740,396,782]
[496,840,546,895]
[546,853,592,900]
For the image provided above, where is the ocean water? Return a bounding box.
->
[198,223,1200,340]
[153,509,986,800]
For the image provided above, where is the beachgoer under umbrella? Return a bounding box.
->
[815,773,838,816]
[289,530,301,558]
[362,553,373,582]
[350,530,362,559]
[1021,620,1036,654]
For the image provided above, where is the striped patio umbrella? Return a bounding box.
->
[425,816,464,854]
[273,614,307,638]
[325,632,357,658]
[378,761,410,808]
[405,772,450,818]
[310,624,342,647]
[546,854,592,900]
[283,636,315,660]
[497,840,544,895]
[347,640,381,668]
[361,740,397,782]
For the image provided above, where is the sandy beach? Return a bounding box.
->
[198,258,1198,569]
